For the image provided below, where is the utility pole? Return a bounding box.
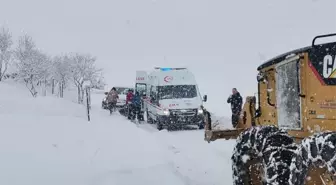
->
[83,81,92,122]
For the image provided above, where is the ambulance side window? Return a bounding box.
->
[150,86,158,104]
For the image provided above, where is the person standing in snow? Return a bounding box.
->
[227,88,243,127]
[107,87,119,114]
[129,91,142,120]
[125,89,134,118]
[132,91,141,106]
[126,89,134,105]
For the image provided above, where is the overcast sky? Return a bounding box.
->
[1,0,335,116]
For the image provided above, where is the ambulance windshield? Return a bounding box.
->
[158,85,197,99]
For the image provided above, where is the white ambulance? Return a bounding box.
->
[135,67,207,130]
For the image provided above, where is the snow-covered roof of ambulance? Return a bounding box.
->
[257,45,311,70]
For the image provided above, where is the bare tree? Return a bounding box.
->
[36,53,51,96]
[91,72,106,90]
[0,26,13,81]
[15,34,50,97]
[52,54,71,98]
[70,53,101,104]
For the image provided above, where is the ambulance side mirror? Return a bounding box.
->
[104,92,108,95]
[203,95,207,102]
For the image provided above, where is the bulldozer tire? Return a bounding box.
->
[290,131,336,185]
[231,125,299,185]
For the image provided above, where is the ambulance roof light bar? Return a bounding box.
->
[154,67,187,71]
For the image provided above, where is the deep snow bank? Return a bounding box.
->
[0,82,186,185]
[0,81,236,185]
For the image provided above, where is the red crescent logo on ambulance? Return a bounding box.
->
[164,76,173,82]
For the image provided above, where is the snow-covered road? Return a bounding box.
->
[0,81,235,185]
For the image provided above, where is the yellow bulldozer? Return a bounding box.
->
[203,33,336,185]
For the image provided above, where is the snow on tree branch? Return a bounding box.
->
[15,34,51,97]
[0,25,105,101]
[52,54,72,97]
[69,53,102,103]
[91,72,106,90]
[0,26,14,81]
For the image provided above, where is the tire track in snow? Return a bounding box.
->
[122,120,202,184]
[133,122,198,184]
[210,145,234,164]
[88,162,192,185]
[86,112,194,185]
[149,129,220,185]
[167,161,194,185]
[88,163,165,185]
[163,142,216,185]
[98,114,228,185]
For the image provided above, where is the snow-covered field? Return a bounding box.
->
[0,81,235,185]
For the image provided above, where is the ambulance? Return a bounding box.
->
[135,67,207,130]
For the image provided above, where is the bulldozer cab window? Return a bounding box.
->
[275,59,301,130]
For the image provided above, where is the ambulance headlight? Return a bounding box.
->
[163,109,170,115]
[197,108,203,114]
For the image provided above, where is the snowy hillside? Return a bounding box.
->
[0,81,235,185]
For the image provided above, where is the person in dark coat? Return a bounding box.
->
[128,91,142,120]
[107,87,119,114]
[227,88,243,127]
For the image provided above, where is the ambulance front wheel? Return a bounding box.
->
[138,112,144,121]
[198,121,205,129]
[146,110,154,124]
[157,121,163,130]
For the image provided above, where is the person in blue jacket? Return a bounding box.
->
[128,91,142,120]
[132,91,141,107]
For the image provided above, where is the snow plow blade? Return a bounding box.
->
[204,128,244,142]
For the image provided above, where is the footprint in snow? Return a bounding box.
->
[168,145,180,154]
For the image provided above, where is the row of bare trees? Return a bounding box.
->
[0,27,13,81]
[0,26,104,104]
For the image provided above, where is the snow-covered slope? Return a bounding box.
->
[0,81,235,185]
